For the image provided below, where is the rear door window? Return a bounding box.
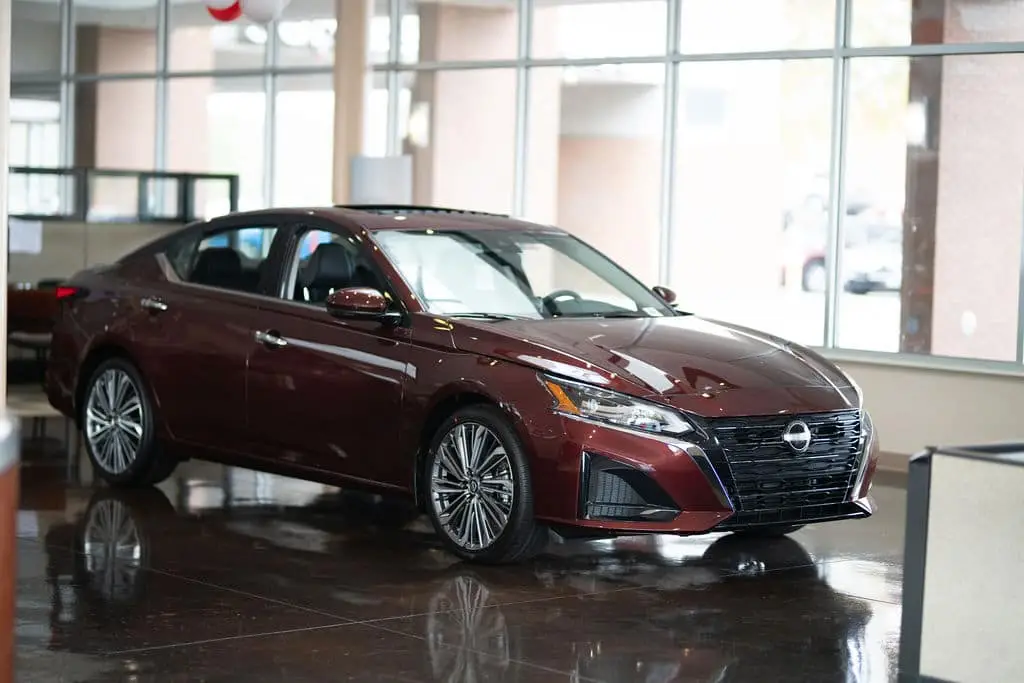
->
[177,224,279,295]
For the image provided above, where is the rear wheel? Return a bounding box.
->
[81,358,177,487]
[424,405,547,564]
[732,524,805,538]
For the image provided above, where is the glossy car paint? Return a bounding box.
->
[247,297,410,484]
[45,207,879,536]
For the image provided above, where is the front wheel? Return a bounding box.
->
[81,358,177,488]
[424,405,548,564]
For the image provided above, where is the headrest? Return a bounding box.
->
[193,248,242,285]
[300,242,355,289]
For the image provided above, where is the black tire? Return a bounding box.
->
[80,357,177,488]
[801,258,826,292]
[423,405,548,565]
[732,524,805,538]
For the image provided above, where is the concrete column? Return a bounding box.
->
[903,0,1024,361]
[900,53,941,355]
[332,0,371,204]
[72,27,159,215]
[405,4,518,213]
[403,4,561,217]
[74,26,157,172]
[71,25,214,212]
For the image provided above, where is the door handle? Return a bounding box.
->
[254,330,288,348]
[140,296,168,312]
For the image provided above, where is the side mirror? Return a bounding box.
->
[325,287,399,325]
[652,285,677,305]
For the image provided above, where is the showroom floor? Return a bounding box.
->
[14,416,906,683]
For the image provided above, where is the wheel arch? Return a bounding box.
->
[411,382,525,510]
[74,342,144,425]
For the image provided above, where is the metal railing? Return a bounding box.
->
[8,167,240,224]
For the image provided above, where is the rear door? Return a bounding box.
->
[245,219,412,486]
[129,217,284,451]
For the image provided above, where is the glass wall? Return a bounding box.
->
[372,0,1024,369]
[10,0,372,215]
[12,0,1024,369]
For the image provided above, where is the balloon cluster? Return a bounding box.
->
[204,0,292,24]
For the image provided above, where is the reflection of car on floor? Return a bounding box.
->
[42,486,878,683]
[45,204,879,564]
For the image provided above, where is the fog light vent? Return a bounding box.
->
[580,452,679,522]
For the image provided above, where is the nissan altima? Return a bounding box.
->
[45,205,879,564]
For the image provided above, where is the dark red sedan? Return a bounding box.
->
[45,205,879,564]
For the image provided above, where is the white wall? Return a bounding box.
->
[830,354,1024,457]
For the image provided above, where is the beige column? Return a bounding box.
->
[903,0,1024,361]
[74,26,158,170]
[73,27,158,214]
[332,0,371,204]
[72,25,214,213]
[404,4,561,217]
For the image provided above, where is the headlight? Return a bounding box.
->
[540,374,693,436]
[862,410,873,440]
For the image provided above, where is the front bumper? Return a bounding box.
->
[535,410,878,536]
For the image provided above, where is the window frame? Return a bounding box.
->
[162,215,287,299]
[274,218,411,321]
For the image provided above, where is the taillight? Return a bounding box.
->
[55,286,86,301]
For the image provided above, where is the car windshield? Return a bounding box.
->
[371,228,676,320]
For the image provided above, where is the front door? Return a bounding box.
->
[245,224,410,486]
[130,220,281,451]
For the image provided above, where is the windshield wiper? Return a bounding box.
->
[554,311,650,319]
[445,312,527,320]
[561,310,690,319]
[596,311,650,318]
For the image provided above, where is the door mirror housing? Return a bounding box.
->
[325,287,400,325]
[652,285,677,305]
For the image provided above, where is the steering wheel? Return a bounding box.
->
[541,289,582,314]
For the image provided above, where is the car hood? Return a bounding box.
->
[449,315,860,418]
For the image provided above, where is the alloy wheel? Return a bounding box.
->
[430,422,515,551]
[85,368,145,475]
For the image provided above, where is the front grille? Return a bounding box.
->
[708,410,864,514]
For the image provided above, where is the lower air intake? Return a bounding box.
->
[579,452,679,522]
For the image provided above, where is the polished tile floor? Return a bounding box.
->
[14,419,906,682]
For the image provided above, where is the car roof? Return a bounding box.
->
[219,205,565,234]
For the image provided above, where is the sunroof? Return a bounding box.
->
[336,204,508,218]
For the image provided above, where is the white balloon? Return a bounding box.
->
[204,0,238,9]
[240,0,290,24]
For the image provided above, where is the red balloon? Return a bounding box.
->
[207,2,242,21]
